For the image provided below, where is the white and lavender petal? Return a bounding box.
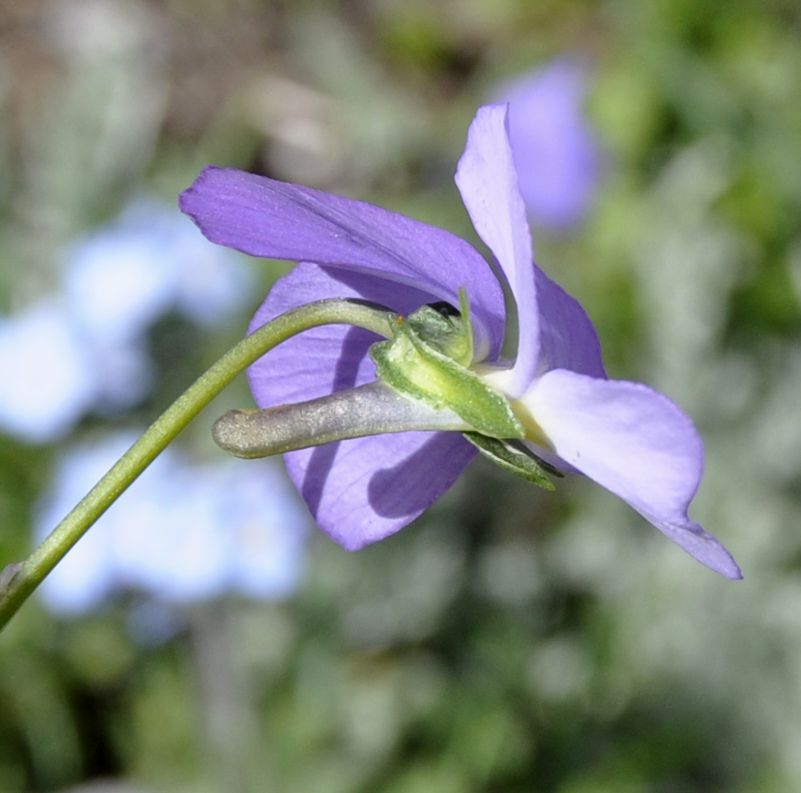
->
[522,370,741,578]
[455,104,539,394]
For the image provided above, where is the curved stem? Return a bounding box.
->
[0,299,394,632]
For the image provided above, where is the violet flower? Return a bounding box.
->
[180,104,740,579]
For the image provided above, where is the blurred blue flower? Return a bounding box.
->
[63,199,256,413]
[180,104,737,578]
[36,432,310,616]
[34,433,136,614]
[64,218,177,346]
[1,198,255,444]
[63,198,256,412]
[81,336,154,411]
[0,299,97,444]
[220,463,310,600]
[495,57,601,232]
[64,199,256,339]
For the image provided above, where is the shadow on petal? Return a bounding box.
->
[301,324,375,514]
[367,433,475,519]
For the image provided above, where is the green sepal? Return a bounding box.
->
[463,432,562,490]
[370,296,523,439]
[406,288,474,367]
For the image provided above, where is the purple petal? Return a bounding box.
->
[248,262,475,549]
[535,267,606,378]
[455,105,539,394]
[524,370,741,578]
[497,58,601,231]
[285,432,474,550]
[180,166,505,359]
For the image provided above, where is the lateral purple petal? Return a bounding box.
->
[455,104,539,393]
[535,267,606,378]
[524,370,741,578]
[247,262,475,549]
[180,166,506,359]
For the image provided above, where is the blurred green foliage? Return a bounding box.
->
[2,0,801,791]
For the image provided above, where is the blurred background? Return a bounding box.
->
[1,0,801,791]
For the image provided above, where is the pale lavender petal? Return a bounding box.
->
[524,370,741,578]
[180,166,505,359]
[497,58,601,231]
[455,104,538,394]
[248,262,475,549]
[535,267,606,378]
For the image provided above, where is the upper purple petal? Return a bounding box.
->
[524,370,741,579]
[455,105,539,394]
[180,166,506,359]
[247,261,475,549]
